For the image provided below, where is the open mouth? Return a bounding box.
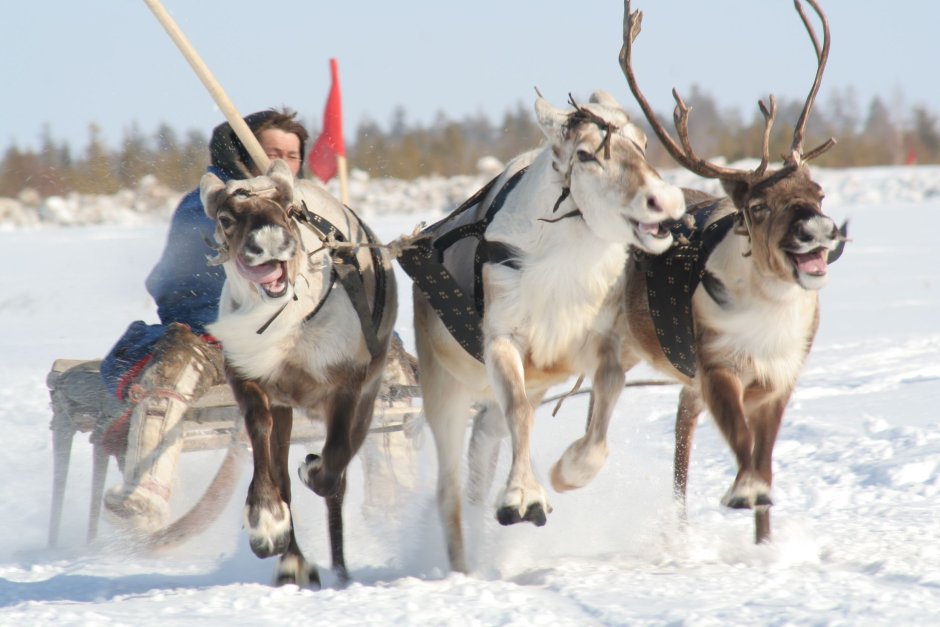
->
[788,248,828,277]
[235,256,290,298]
[629,217,671,240]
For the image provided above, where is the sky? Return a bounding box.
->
[3,0,938,153]
[1,165,939,623]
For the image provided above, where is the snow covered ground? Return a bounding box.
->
[0,165,938,625]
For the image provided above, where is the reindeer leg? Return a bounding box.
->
[298,389,357,499]
[674,385,704,525]
[234,379,292,559]
[264,406,317,588]
[325,472,349,584]
[487,335,550,528]
[550,343,626,492]
[700,367,769,510]
[467,405,506,505]
[747,391,788,544]
[298,375,381,582]
[417,338,474,574]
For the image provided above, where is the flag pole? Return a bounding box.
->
[337,154,350,206]
[142,0,271,173]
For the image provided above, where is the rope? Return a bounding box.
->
[540,378,677,409]
[126,383,188,405]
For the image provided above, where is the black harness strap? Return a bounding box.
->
[634,199,735,377]
[397,167,529,362]
[294,201,386,359]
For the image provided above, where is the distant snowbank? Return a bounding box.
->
[3,163,939,229]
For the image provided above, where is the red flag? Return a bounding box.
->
[308,58,345,182]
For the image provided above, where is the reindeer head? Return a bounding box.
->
[621,0,847,290]
[200,159,304,303]
[535,90,685,254]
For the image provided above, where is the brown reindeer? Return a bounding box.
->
[200,160,397,586]
[607,0,847,543]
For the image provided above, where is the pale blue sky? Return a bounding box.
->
[2,1,937,152]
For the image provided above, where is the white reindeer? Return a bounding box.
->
[402,91,686,572]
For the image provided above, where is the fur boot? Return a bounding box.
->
[104,323,223,533]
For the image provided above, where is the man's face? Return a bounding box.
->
[258,128,302,176]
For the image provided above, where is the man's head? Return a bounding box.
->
[209,108,309,179]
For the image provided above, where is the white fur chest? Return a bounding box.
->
[695,274,818,389]
[484,232,627,369]
[209,269,365,385]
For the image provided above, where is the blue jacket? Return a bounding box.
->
[100,166,229,397]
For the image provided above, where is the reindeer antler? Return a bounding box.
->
[620,0,836,181]
[789,0,836,165]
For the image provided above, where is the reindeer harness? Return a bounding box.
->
[397,167,531,362]
[397,104,620,362]
[290,201,388,358]
[635,198,847,378]
[632,199,736,377]
[221,191,388,359]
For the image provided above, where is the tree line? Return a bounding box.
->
[2,87,938,199]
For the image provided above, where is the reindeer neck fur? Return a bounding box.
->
[695,219,819,390]
[209,223,368,383]
[483,148,629,369]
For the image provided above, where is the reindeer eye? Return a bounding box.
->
[576,149,598,163]
[749,203,770,214]
[217,213,235,230]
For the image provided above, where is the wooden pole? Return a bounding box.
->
[142,0,271,173]
[337,155,350,206]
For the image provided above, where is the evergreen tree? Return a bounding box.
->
[117,122,151,190]
[74,123,119,194]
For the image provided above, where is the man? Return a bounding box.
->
[99,108,308,532]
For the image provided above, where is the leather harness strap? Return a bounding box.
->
[294,201,387,359]
[633,200,735,377]
[397,167,529,362]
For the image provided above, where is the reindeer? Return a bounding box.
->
[400,91,686,572]
[200,160,397,586]
[602,0,847,543]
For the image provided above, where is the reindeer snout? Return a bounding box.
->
[648,184,686,220]
[244,225,296,264]
[792,222,816,244]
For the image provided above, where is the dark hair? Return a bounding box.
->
[209,108,309,180]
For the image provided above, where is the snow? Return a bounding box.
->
[1,165,939,625]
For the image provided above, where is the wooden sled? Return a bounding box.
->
[46,357,420,550]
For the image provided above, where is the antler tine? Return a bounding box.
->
[620,0,752,182]
[755,95,777,175]
[789,0,835,165]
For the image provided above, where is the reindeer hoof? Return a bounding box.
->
[755,494,774,508]
[244,501,291,558]
[723,495,752,510]
[297,453,342,497]
[720,478,773,510]
[496,502,548,527]
[275,553,321,589]
[249,531,290,558]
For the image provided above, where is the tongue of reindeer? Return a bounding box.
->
[638,222,661,236]
[794,250,828,275]
[236,258,284,285]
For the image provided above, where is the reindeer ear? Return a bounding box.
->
[267,159,295,204]
[535,97,566,140]
[200,173,227,219]
[721,179,750,209]
[589,90,622,109]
